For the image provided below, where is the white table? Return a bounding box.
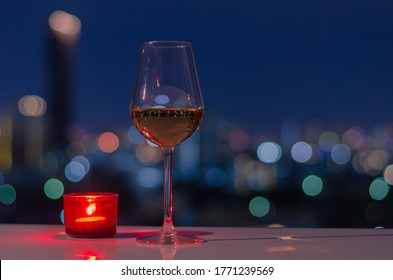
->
[1,224,392,259]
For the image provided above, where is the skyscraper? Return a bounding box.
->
[46,11,81,151]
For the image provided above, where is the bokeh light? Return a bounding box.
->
[44,178,64,199]
[60,209,65,224]
[128,125,146,145]
[366,149,389,175]
[233,154,254,196]
[331,144,351,165]
[135,143,161,164]
[246,164,274,191]
[65,161,86,182]
[228,128,249,151]
[205,167,226,188]
[49,10,81,43]
[352,149,389,176]
[369,178,390,201]
[257,142,282,163]
[318,131,339,152]
[352,151,367,174]
[383,164,393,185]
[154,94,170,105]
[80,133,98,154]
[249,196,270,218]
[291,141,312,163]
[18,95,47,117]
[97,132,119,153]
[0,184,16,205]
[146,139,159,147]
[136,167,161,188]
[72,156,90,173]
[302,175,323,197]
[343,127,366,150]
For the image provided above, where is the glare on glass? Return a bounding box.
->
[130,41,204,245]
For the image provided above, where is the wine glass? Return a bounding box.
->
[130,41,204,245]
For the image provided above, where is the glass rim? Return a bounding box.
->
[63,192,118,198]
[142,40,192,48]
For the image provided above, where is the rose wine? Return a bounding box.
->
[131,108,204,148]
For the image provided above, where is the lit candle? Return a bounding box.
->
[63,192,118,238]
[74,202,107,230]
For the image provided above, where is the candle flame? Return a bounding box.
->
[86,203,96,215]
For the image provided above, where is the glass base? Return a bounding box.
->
[136,233,203,245]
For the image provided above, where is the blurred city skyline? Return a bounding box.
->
[1,0,393,134]
[1,1,393,228]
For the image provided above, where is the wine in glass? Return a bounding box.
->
[130,41,204,245]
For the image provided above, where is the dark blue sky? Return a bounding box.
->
[1,0,393,134]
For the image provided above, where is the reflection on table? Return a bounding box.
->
[0,224,392,260]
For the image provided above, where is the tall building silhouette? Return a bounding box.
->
[46,11,81,150]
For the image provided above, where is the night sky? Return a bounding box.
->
[1,0,393,135]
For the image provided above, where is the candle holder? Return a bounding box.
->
[63,192,118,238]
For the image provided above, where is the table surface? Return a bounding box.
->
[1,224,393,260]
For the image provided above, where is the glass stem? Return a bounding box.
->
[161,147,176,241]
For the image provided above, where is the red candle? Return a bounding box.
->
[63,192,118,238]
